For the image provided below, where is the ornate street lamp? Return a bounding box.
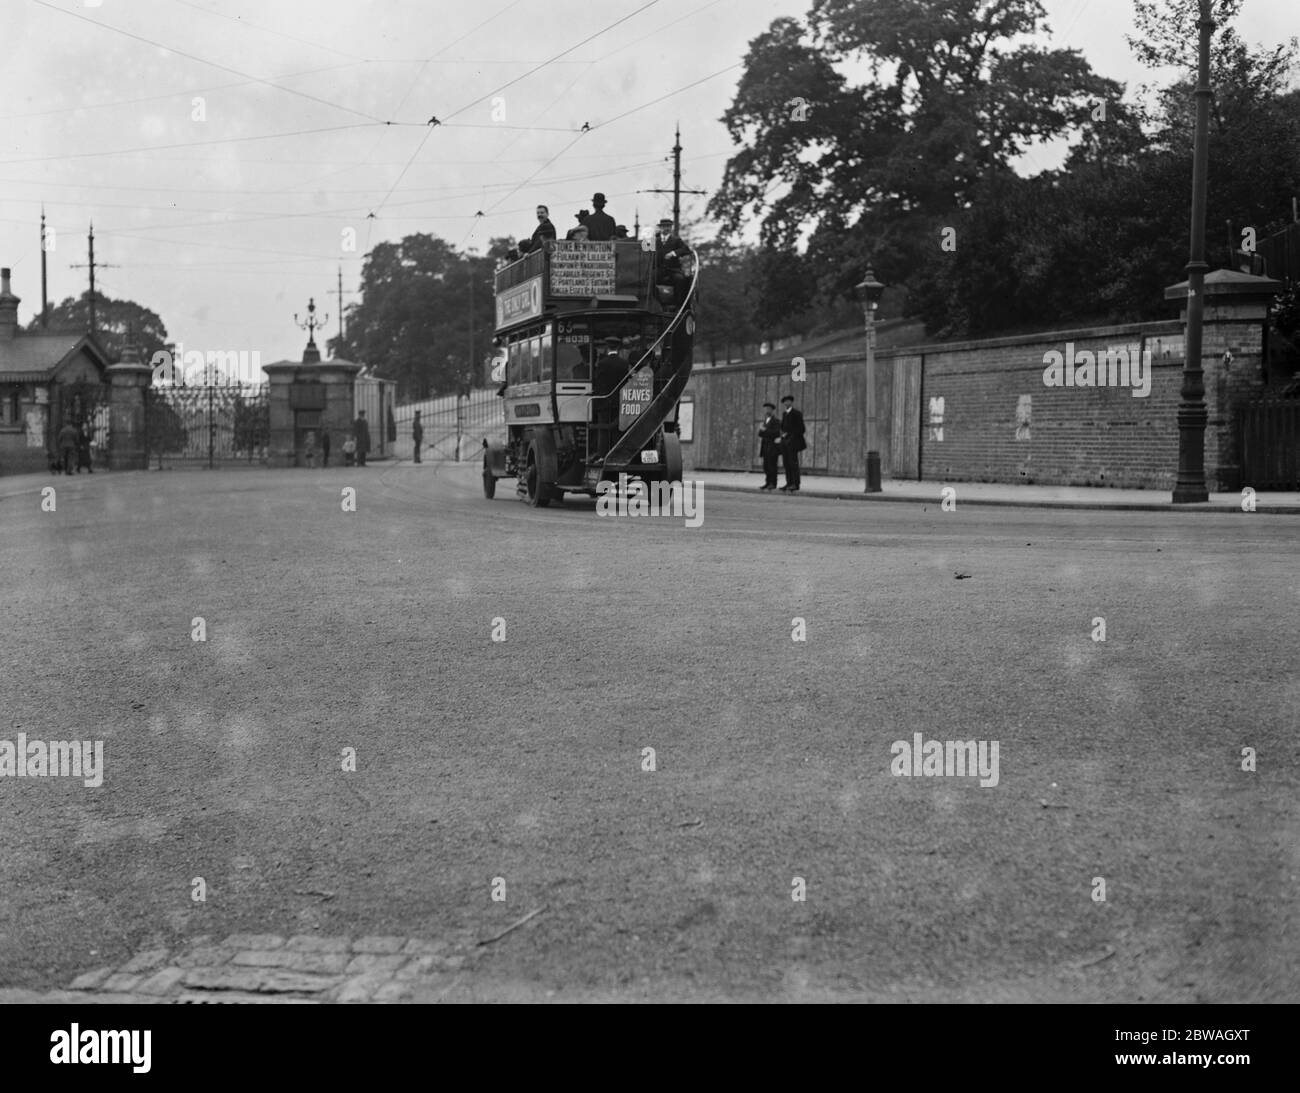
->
[856,268,885,492]
[295,297,329,365]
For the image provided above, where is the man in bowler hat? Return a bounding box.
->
[586,193,616,241]
[779,394,805,492]
[758,402,781,490]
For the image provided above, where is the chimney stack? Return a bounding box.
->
[0,267,20,340]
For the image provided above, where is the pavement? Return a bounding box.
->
[2,460,1297,1003]
[688,470,1300,514]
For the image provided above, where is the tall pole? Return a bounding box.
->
[639,124,704,235]
[1173,0,1215,503]
[69,221,118,339]
[88,223,96,334]
[40,207,48,328]
[337,266,345,345]
[672,124,682,232]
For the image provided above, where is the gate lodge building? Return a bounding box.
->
[0,267,112,475]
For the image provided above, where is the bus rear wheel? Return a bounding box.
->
[524,433,556,508]
[662,431,683,483]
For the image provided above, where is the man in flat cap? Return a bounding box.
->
[758,401,781,490]
[779,394,805,492]
[586,193,616,241]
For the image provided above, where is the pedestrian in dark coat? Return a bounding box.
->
[592,337,628,448]
[758,402,781,490]
[779,395,805,491]
[57,422,78,475]
[354,411,371,467]
[77,422,94,474]
[585,193,616,241]
[321,429,331,466]
[412,411,424,464]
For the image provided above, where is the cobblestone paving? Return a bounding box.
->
[8,932,485,1004]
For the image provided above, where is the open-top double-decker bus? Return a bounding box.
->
[482,235,697,506]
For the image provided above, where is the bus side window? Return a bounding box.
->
[556,341,584,381]
[528,335,541,384]
[539,330,553,383]
[517,336,530,385]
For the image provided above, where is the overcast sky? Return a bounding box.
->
[0,0,1292,365]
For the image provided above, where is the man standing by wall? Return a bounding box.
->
[354,410,370,467]
[779,394,805,492]
[758,402,781,491]
[412,410,424,464]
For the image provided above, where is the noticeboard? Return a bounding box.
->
[549,241,616,297]
[618,369,653,431]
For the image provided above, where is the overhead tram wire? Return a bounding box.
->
[0,124,376,167]
[592,62,743,131]
[356,0,531,253]
[166,0,372,63]
[369,0,661,221]
[0,61,369,122]
[29,0,387,124]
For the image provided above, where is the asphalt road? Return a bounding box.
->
[2,463,1297,1001]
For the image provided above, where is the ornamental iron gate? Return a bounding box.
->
[53,379,111,471]
[145,382,269,468]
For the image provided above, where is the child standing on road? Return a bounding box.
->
[343,435,356,467]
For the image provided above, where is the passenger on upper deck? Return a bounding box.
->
[569,224,589,243]
[523,205,556,253]
[565,210,590,240]
[585,193,616,241]
[655,218,690,266]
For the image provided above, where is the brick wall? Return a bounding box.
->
[910,322,1185,489]
[692,279,1279,491]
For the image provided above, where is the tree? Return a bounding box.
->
[29,292,170,363]
[329,234,501,401]
[906,1,1300,337]
[709,0,1121,301]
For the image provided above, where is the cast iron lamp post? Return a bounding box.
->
[1173,0,1215,503]
[857,268,885,492]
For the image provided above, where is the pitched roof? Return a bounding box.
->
[0,332,111,381]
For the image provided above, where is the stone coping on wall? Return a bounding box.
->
[697,319,1187,373]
